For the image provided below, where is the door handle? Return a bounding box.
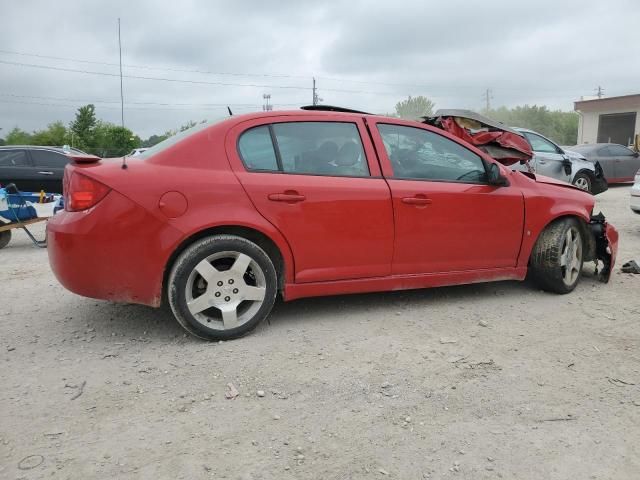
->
[268,192,306,203]
[538,160,547,165]
[38,171,54,175]
[401,196,432,206]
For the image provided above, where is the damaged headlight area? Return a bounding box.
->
[586,212,619,282]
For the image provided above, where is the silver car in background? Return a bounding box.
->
[569,143,640,184]
[512,128,608,195]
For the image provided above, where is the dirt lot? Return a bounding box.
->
[1,185,639,480]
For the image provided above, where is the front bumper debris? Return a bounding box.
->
[591,162,609,195]
[589,212,618,282]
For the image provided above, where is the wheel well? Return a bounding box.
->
[574,169,595,181]
[529,215,595,264]
[161,226,286,305]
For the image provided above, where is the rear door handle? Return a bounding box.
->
[268,192,306,203]
[38,171,54,175]
[401,196,432,206]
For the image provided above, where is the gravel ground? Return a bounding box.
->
[1,185,639,480]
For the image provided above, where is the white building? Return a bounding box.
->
[574,94,640,146]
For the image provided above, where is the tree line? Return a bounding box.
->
[0,98,580,154]
[391,96,579,145]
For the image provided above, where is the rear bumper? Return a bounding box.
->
[47,190,183,307]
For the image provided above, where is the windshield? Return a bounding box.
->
[137,118,224,159]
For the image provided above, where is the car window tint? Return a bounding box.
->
[377,124,487,183]
[238,126,279,171]
[0,150,29,167]
[272,122,369,177]
[597,147,611,156]
[31,150,69,168]
[523,132,558,153]
[607,145,634,156]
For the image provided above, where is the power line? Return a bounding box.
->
[0,99,264,111]
[0,59,313,91]
[0,93,304,108]
[0,48,311,80]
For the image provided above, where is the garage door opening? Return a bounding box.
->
[597,112,637,145]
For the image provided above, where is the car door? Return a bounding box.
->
[606,144,640,182]
[594,146,616,180]
[522,132,571,182]
[226,116,394,283]
[370,121,524,274]
[0,149,38,191]
[29,149,69,193]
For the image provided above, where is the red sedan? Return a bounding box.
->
[47,107,618,340]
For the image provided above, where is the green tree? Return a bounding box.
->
[4,127,32,145]
[31,121,68,146]
[91,121,139,157]
[394,96,435,121]
[485,105,578,145]
[70,104,97,150]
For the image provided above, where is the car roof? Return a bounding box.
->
[0,145,82,154]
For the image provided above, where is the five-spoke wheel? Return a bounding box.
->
[529,219,584,294]
[168,235,277,340]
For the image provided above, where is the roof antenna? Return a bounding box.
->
[118,18,128,170]
[227,106,233,116]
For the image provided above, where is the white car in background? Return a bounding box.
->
[631,169,640,214]
[128,148,148,156]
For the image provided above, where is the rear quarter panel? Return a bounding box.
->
[73,122,296,286]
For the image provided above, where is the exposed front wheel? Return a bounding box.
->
[529,219,584,294]
[168,235,278,340]
[572,172,592,193]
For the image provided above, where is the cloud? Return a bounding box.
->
[1,0,638,137]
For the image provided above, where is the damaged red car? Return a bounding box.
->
[47,106,618,340]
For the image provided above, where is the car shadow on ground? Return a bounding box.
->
[69,264,607,343]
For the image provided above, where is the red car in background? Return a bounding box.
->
[47,107,618,340]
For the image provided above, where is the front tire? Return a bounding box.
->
[168,235,278,340]
[529,219,584,294]
[572,172,592,193]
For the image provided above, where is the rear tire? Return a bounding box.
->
[572,172,592,193]
[168,235,278,341]
[529,219,584,294]
[0,230,11,249]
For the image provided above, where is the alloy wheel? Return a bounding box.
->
[185,251,267,330]
[559,227,582,286]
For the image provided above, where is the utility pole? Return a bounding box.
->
[262,93,272,111]
[482,88,493,112]
[595,86,604,99]
[312,77,322,106]
[118,18,124,128]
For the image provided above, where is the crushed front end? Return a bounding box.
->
[587,212,619,282]
[590,161,609,195]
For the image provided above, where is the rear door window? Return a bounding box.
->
[607,145,635,156]
[0,150,29,167]
[30,150,69,168]
[238,126,279,171]
[238,122,370,177]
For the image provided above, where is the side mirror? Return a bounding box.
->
[487,163,509,187]
[562,157,572,176]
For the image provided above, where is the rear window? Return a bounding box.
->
[137,119,223,159]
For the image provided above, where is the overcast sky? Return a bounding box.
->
[1,0,639,138]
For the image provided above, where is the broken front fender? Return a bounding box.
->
[589,213,618,282]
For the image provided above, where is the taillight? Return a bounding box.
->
[64,172,111,212]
